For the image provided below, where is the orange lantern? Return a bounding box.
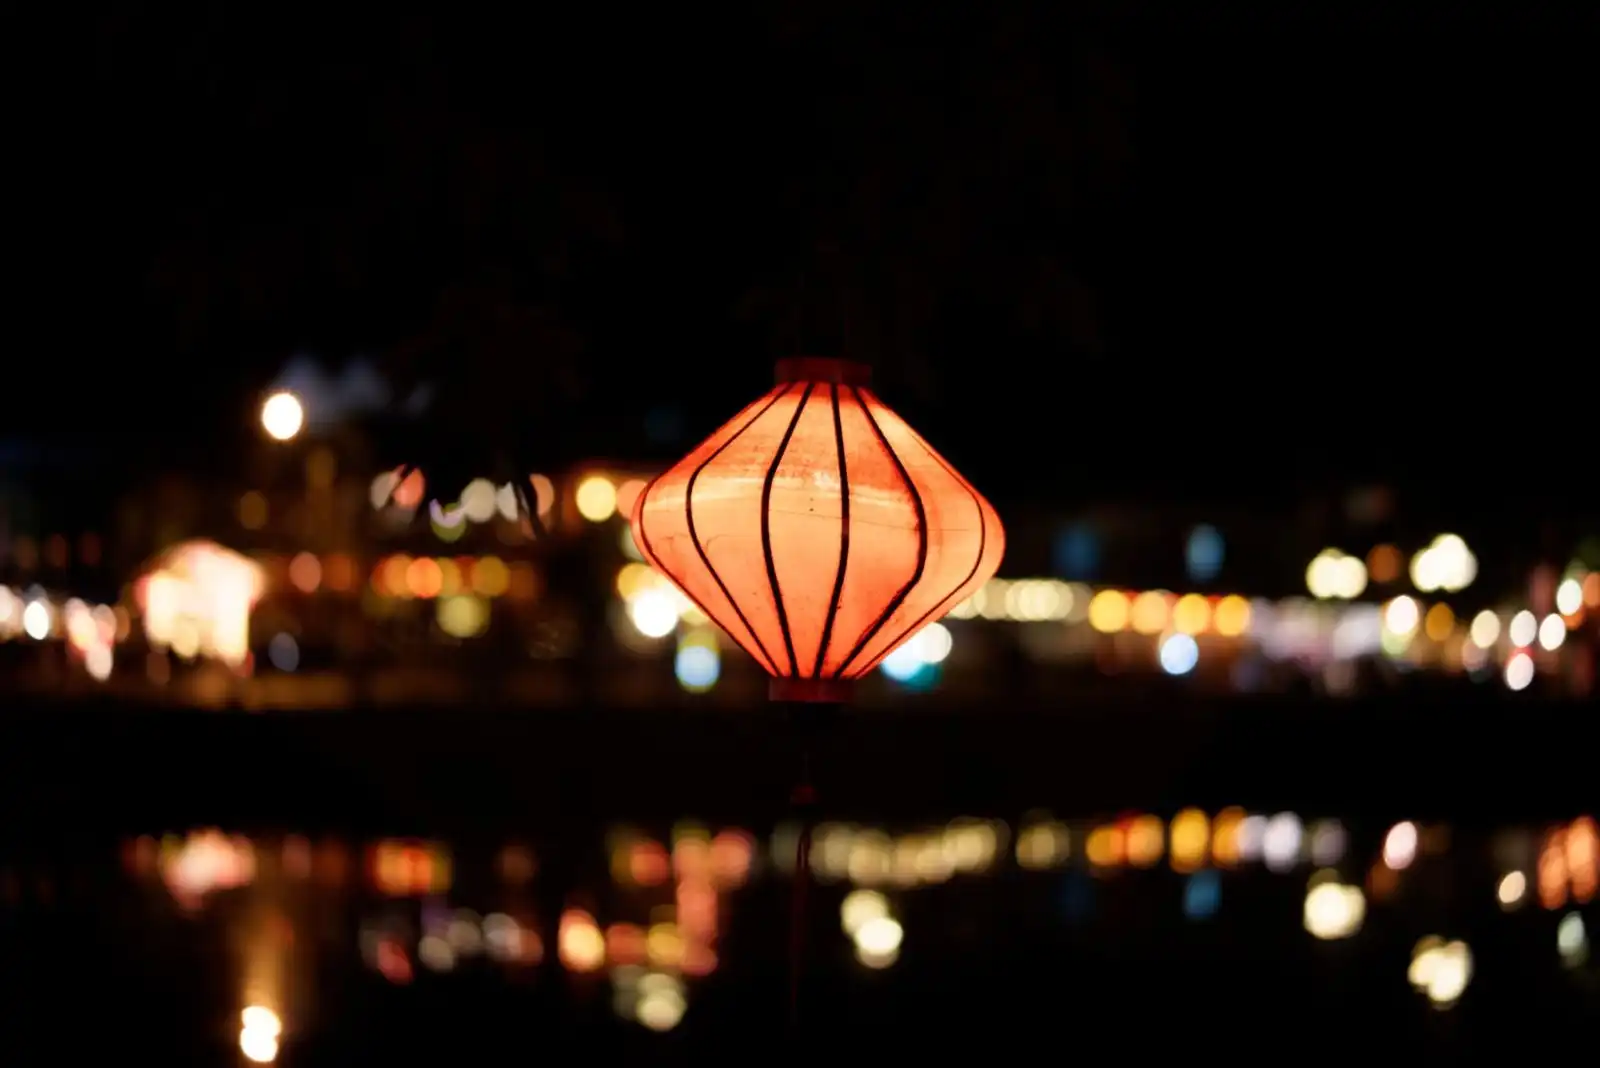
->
[631,357,1004,703]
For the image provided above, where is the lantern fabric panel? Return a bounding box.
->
[631,385,790,674]
[687,382,815,673]
[631,369,1004,683]
[763,383,847,677]
[831,388,1004,676]
[816,391,922,676]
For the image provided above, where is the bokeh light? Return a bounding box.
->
[260,392,304,442]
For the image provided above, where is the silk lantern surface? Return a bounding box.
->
[631,358,1004,701]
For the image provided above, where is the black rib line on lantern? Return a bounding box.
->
[760,382,815,677]
[831,386,928,679]
[813,383,851,678]
[683,386,790,677]
[883,441,989,652]
[634,478,664,564]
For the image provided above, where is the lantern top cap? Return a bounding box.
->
[774,357,872,387]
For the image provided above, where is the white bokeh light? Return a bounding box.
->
[1503,651,1534,691]
[1554,578,1583,616]
[22,600,51,640]
[1468,610,1500,649]
[1537,614,1566,651]
[260,391,304,441]
[1159,632,1199,675]
[628,588,681,638]
[1382,821,1418,869]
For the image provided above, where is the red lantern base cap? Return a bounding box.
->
[769,677,855,705]
[774,357,872,387]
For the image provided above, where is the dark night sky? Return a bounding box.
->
[11,6,1596,521]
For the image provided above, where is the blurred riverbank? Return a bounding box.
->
[2,691,1592,841]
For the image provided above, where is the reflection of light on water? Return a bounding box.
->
[1304,872,1366,940]
[371,840,452,896]
[595,825,744,1029]
[558,909,606,972]
[161,830,255,906]
[483,913,544,964]
[788,818,1005,887]
[646,921,685,969]
[612,968,686,1032]
[854,915,903,969]
[636,971,686,1031]
[1557,912,1589,968]
[841,888,890,935]
[1497,870,1527,909]
[105,809,1600,1043]
[1408,937,1473,1008]
[238,902,293,1061]
[676,878,717,942]
[239,1005,281,1063]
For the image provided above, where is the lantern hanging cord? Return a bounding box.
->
[789,737,815,1037]
[785,699,837,1043]
[784,239,855,366]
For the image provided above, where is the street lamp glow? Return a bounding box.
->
[260,391,304,441]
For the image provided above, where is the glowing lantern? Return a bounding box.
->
[631,358,1003,702]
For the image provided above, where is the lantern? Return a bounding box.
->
[631,357,1004,702]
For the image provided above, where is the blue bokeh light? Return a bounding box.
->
[1052,523,1100,580]
[1183,870,1221,920]
[674,644,720,691]
[1185,524,1225,583]
[880,646,940,690]
[1159,633,1200,676]
[880,644,924,681]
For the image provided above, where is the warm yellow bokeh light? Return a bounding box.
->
[239,1005,282,1064]
[1015,821,1069,870]
[1423,602,1455,642]
[1304,880,1366,940]
[1211,807,1245,867]
[616,562,659,599]
[1085,824,1124,867]
[1125,815,1164,867]
[1170,808,1210,872]
[1212,595,1251,637]
[1306,549,1367,599]
[576,476,618,522]
[1171,593,1211,635]
[1087,590,1129,633]
[1129,591,1170,636]
[558,909,606,972]
[1383,596,1420,636]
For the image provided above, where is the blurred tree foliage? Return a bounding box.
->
[38,5,1123,483]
